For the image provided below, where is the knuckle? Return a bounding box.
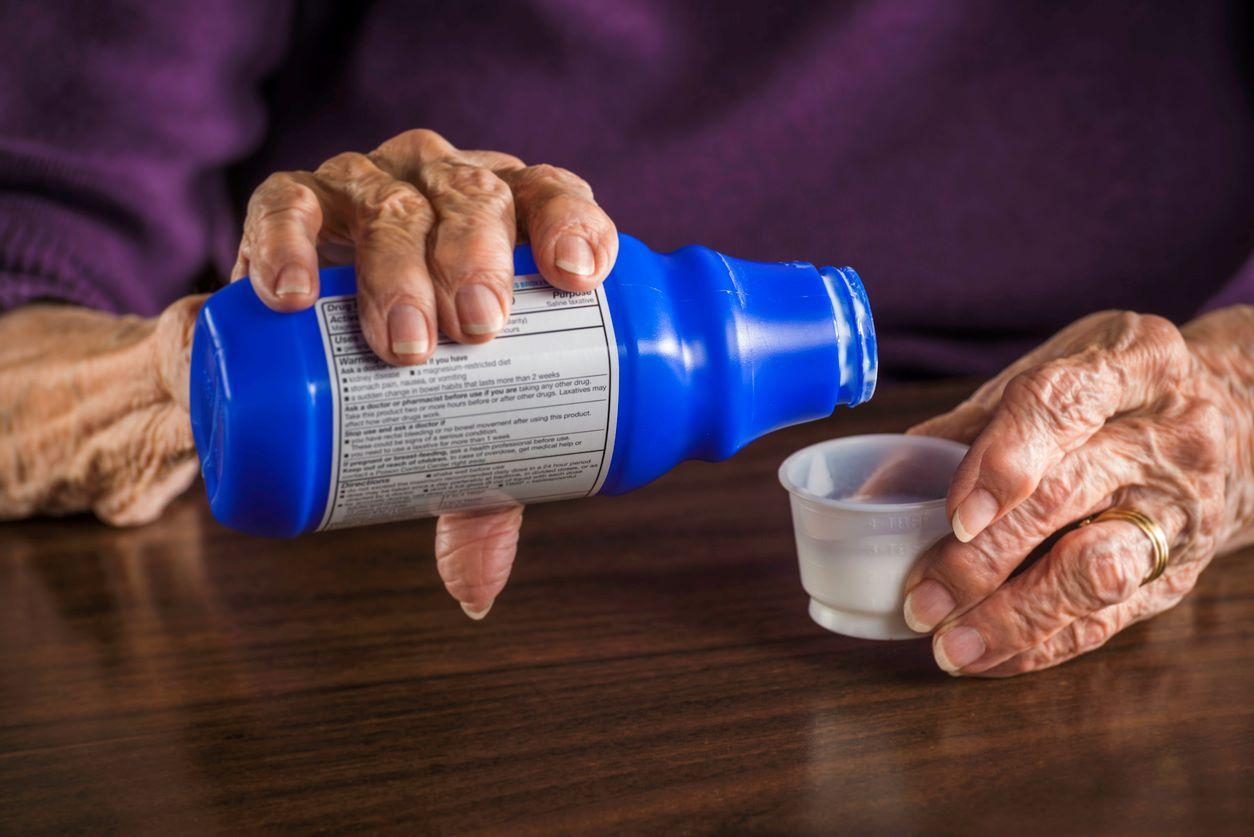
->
[1177,400,1227,469]
[432,165,514,217]
[1053,615,1117,661]
[1157,567,1198,601]
[1079,309,1125,330]
[1127,312,1190,376]
[156,295,202,336]
[1107,310,1160,356]
[152,297,203,364]
[1002,366,1054,415]
[473,149,526,171]
[1143,317,1191,378]
[253,173,319,215]
[1100,311,1191,386]
[316,151,376,182]
[447,164,509,198]
[1133,312,1186,354]
[514,163,593,199]
[1075,612,1117,650]
[999,654,1037,677]
[999,597,1058,650]
[933,541,1005,601]
[976,443,1037,505]
[1111,309,1142,339]
[1072,538,1137,609]
[1028,475,1072,516]
[545,194,612,236]
[1004,359,1103,437]
[360,182,433,225]
[390,128,452,157]
[519,162,562,183]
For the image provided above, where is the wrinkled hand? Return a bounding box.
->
[237,128,618,619]
[905,306,1254,676]
[0,297,203,525]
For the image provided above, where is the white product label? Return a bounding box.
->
[314,276,618,530]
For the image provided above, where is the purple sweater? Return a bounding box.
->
[1,1,1250,377]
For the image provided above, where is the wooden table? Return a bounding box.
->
[1,380,1250,834]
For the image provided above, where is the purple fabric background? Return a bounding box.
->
[1,1,1250,377]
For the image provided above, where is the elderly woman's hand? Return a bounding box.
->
[905,305,1254,676]
[237,128,618,619]
[0,297,204,525]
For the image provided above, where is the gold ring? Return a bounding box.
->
[1079,507,1170,585]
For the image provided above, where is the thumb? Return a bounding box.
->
[434,504,524,620]
[151,294,206,410]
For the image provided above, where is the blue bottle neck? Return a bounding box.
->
[677,248,878,461]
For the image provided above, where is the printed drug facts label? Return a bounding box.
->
[314,277,618,530]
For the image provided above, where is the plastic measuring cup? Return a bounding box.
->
[778,434,969,640]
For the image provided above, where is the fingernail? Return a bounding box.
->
[903,580,956,633]
[461,601,493,621]
[455,284,505,335]
[388,304,430,357]
[953,487,998,542]
[275,265,311,297]
[554,234,596,277]
[935,626,986,674]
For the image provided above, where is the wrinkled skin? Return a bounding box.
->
[228,129,619,614]
[0,297,203,525]
[905,306,1254,676]
[1,126,1250,661]
[0,129,617,622]
[231,129,618,619]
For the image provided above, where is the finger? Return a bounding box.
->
[370,131,518,341]
[93,402,199,526]
[910,399,1228,642]
[319,152,439,365]
[975,576,1193,677]
[412,159,518,342]
[151,295,206,410]
[368,127,470,180]
[930,489,1184,675]
[496,164,618,291]
[946,314,1190,543]
[229,249,249,283]
[370,130,526,182]
[902,426,1136,634]
[434,504,524,619]
[95,457,200,527]
[240,172,326,311]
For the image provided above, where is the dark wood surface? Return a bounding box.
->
[1,380,1251,835]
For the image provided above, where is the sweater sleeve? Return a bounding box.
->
[0,1,291,315]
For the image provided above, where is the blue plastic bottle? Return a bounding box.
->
[190,233,876,537]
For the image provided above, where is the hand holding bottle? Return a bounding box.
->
[235,129,620,619]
